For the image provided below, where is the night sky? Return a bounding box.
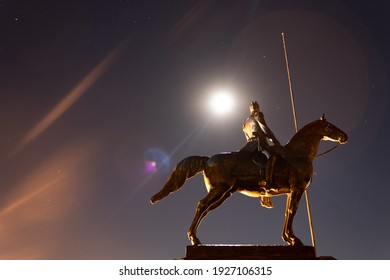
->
[0,0,389,259]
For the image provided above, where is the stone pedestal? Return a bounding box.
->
[185,244,319,260]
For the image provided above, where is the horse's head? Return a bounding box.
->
[286,115,348,160]
[318,114,348,144]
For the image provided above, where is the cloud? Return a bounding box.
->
[10,42,126,157]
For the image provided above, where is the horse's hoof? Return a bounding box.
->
[191,240,202,246]
[283,236,303,246]
[189,236,202,246]
[291,238,304,246]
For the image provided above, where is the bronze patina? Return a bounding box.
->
[240,101,281,209]
[151,114,348,246]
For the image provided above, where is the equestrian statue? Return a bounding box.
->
[150,102,348,246]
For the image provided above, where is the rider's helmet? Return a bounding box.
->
[249,101,260,114]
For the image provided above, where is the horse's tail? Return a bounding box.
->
[150,156,209,204]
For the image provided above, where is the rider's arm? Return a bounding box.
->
[256,112,281,146]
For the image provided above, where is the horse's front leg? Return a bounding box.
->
[188,186,232,245]
[282,190,304,246]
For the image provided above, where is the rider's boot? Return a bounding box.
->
[259,168,274,209]
[259,166,267,187]
[260,155,276,209]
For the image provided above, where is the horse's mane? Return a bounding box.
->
[287,119,322,145]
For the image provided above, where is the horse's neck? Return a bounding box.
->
[285,134,322,161]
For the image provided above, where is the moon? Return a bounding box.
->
[208,89,235,116]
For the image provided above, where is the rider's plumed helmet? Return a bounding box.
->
[249,101,260,114]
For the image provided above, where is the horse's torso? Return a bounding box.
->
[203,150,313,197]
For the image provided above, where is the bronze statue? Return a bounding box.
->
[240,101,281,209]
[150,114,348,246]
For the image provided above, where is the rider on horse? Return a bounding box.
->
[240,101,281,208]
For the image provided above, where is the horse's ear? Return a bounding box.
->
[320,114,326,121]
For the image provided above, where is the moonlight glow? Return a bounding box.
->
[209,90,234,116]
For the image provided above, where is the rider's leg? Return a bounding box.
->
[260,151,276,209]
[265,154,276,188]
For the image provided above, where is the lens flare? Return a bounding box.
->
[144,148,170,174]
[10,41,127,157]
[145,160,157,173]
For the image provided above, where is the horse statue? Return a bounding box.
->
[150,115,348,246]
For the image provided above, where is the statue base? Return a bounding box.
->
[185,244,319,260]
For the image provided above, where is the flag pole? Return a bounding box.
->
[281,32,317,256]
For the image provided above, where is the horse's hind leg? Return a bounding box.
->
[187,186,233,245]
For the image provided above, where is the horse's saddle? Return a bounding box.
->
[232,151,267,177]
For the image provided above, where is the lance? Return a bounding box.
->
[281,32,317,256]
